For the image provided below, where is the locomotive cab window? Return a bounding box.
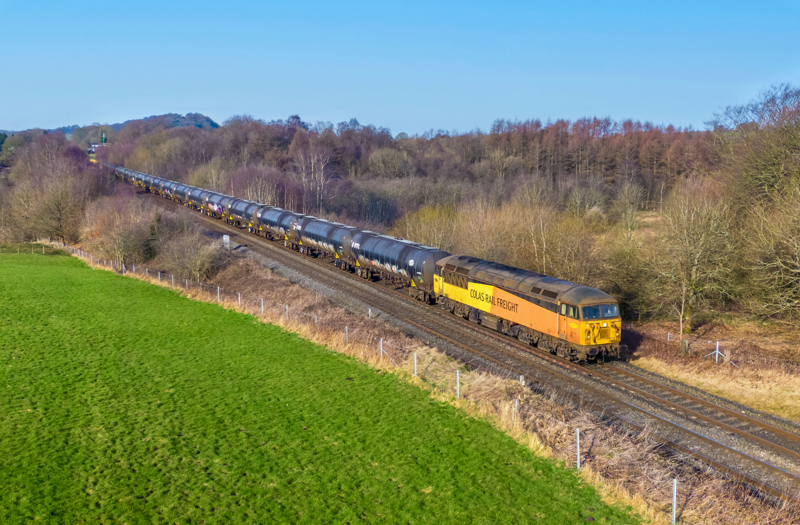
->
[561,304,579,319]
[582,304,619,320]
[602,304,619,318]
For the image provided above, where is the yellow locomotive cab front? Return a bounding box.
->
[577,303,621,357]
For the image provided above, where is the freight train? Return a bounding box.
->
[109,164,623,362]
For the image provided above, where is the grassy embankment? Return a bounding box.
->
[0,248,638,524]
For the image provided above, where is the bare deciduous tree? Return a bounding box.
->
[653,181,735,345]
[391,205,458,252]
[612,180,645,240]
[292,144,332,214]
[746,183,800,319]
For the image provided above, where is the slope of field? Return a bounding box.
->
[0,250,638,524]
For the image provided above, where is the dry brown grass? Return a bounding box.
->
[73,250,800,524]
[633,356,800,421]
[626,326,800,422]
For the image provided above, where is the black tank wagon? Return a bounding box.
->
[350,231,449,302]
[227,199,262,228]
[292,217,359,264]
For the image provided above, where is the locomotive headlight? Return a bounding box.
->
[585,330,591,342]
[602,322,608,327]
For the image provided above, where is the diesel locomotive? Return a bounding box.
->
[110,164,622,362]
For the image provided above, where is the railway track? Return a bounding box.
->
[147,191,800,501]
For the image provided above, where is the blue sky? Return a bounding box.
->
[2,1,799,134]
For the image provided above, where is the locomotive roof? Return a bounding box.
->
[438,254,616,305]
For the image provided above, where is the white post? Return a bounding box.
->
[172,275,174,287]
[238,292,241,305]
[217,286,220,302]
[133,265,135,273]
[576,428,581,469]
[91,255,93,263]
[369,308,371,319]
[158,271,161,282]
[514,398,518,422]
[185,279,188,291]
[285,305,289,321]
[261,298,264,314]
[668,332,671,341]
[315,314,318,324]
[414,353,417,377]
[345,326,348,344]
[672,479,677,525]
[146,268,148,276]
[716,341,719,364]
[380,338,383,360]
[456,370,460,399]
[520,375,524,386]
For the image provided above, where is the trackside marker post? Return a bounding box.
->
[345,326,348,345]
[238,292,241,305]
[414,353,417,377]
[514,398,518,423]
[217,286,220,302]
[577,428,581,469]
[672,479,677,524]
[456,370,460,399]
[261,298,264,314]
[285,305,289,321]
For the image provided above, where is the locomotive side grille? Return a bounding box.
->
[598,327,610,340]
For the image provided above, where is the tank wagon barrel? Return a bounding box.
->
[350,231,449,302]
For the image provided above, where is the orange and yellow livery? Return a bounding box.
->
[434,255,622,362]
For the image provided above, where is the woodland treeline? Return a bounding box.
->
[1,84,799,338]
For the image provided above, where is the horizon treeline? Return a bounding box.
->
[1,84,799,341]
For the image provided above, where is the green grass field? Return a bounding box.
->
[0,249,639,524]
